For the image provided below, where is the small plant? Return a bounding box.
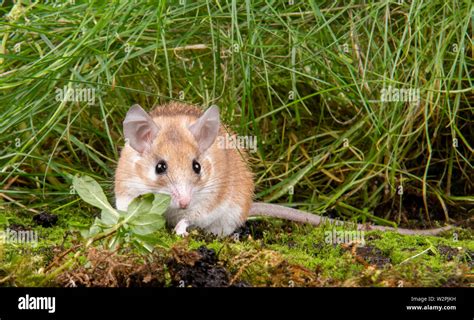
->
[72,175,170,252]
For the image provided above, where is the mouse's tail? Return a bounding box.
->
[249,202,330,225]
[249,202,453,236]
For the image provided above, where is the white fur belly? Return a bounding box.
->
[165,200,244,236]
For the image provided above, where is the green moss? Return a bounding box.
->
[1,204,472,287]
[191,221,471,286]
[371,229,473,263]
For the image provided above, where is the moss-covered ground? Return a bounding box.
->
[1,206,471,287]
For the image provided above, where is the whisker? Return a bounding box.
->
[113,180,158,190]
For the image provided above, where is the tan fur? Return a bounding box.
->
[114,102,254,235]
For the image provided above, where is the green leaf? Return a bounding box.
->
[85,217,103,238]
[68,221,90,229]
[124,193,153,222]
[127,193,170,235]
[124,193,170,224]
[72,175,119,219]
[134,233,168,246]
[150,193,171,215]
[108,234,121,250]
[76,178,170,245]
[129,214,166,235]
[101,208,118,225]
[117,209,129,217]
[133,233,169,253]
[132,238,156,253]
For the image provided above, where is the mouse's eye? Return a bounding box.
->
[155,160,167,175]
[192,160,201,174]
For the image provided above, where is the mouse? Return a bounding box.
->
[114,102,453,237]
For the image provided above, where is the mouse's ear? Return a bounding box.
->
[123,104,159,153]
[188,105,220,153]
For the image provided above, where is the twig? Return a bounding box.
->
[173,44,209,61]
[0,193,40,214]
[44,244,82,273]
[172,44,208,51]
[399,247,432,265]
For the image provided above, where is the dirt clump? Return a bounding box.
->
[56,248,166,287]
[167,245,230,287]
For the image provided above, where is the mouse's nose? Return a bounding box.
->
[178,198,190,209]
[174,185,192,209]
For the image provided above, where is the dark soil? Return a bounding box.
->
[8,223,31,232]
[437,245,461,261]
[33,211,58,228]
[234,220,268,240]
[353,245,391,268]
[234,219,300,245]
[55,244,249,287]
[167,245,230,287]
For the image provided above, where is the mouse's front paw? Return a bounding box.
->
[174,219,189,236]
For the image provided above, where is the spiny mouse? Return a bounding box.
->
[114,103,452,237]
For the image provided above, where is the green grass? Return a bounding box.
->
[1,0,472,218]
[0,0,472,287]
